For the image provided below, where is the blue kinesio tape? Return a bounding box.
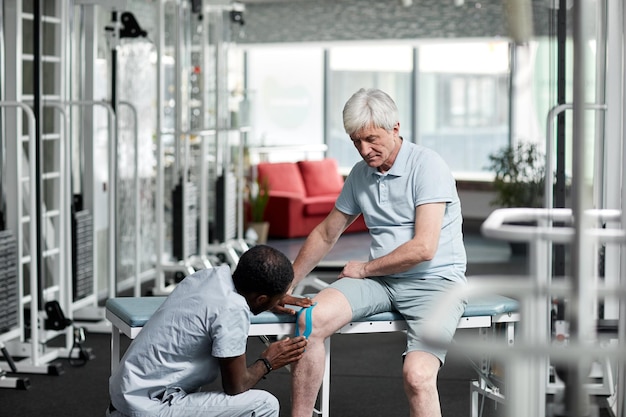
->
[295,302,317,339]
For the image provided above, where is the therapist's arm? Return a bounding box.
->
[339,202,445,279]
[219,336,307,395]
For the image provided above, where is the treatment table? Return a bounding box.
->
[106,294,519,417]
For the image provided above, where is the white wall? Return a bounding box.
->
[458,189,499,221]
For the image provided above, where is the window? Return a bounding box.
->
[246,45,324,154]
[438,74,508,129]
[246,41,510,178]
[326,45,413,172]
[418,42,510,177]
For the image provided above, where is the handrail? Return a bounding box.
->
[0,102,38,363]
[481,207,624,244]
[477,206,625,417]
[545,103,607,210]
[44,100,118,299]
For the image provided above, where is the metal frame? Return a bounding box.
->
[477,208,626,417]
[0,102,43,369]
[40,100,118,334]
[153,0,201,295]
[117,101,142,297]
[0,0,75,376]
[152,0,249,296]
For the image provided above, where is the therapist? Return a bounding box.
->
[108,245,311,417]
[285,88,468,417]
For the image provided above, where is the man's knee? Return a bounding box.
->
[402,351,440,393]
[298,289,352,339]
[295,303,321,339]
[403,365,437,393]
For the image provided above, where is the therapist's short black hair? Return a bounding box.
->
[232,245,293,296]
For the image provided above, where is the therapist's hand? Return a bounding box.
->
[272,294,314,315]
[262,336,308,370]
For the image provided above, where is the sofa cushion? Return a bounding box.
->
[297,159,344,197]
[257,162,307,196]
[303,196,337,216]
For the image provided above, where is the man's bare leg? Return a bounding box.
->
[403,351,442,417]
[291,288,353,417]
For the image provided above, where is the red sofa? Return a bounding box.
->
[256,158,368,239]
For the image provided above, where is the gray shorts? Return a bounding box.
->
[330,276,467,364]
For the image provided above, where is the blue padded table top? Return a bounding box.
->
[254,294,518,324]
[106,294,518,328]
[106,296,167,327]
[462,294,518,317]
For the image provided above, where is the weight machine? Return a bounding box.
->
[0,0,85,380]
[0,0,146,382]
[152,0,249,295]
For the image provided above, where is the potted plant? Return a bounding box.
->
[246,176,271,244]
[485,142,546,254]
[486,142,546,209]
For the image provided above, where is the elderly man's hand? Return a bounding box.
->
[338,260,368,279]
[272,294,314,315]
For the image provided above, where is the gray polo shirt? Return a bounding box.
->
[336,140,466,282]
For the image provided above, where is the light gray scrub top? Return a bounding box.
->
[109,265,250,416]
[336,139,467,283]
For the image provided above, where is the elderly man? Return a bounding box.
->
[283,88,467,417]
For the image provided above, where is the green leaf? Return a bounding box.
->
[485,143,546,208]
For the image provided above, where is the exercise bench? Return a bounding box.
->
[106,293,519,417]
